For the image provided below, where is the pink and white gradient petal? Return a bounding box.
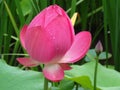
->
[43,64,64,82]
[17,57,40,67]
[59,31,92,63]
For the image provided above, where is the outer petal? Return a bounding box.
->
[43,64,64,82]
[59,31,92,63]
[45,15,74,59]
[17,57,40,67]
[25,26,55,63]
[20,25,28,49]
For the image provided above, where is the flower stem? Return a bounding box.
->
[94,56,99,90]
[75,83,78,90]
[44,78,48,90]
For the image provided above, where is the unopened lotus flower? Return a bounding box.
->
[95,40,103,54]
[17,5,91,81]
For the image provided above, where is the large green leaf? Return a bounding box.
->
[99,52,112,60]
[69,76,95,90]
[59,78,74,90]
[65,61,120,90]
[0,59,44,90]
[49,79,74,90]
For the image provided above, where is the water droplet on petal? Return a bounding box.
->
[53,36,55,40]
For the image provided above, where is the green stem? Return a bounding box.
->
[30,0,39,14]
[94,56,99,90]
[66,0,83,13]
[44,78,48,90]
[3,0,19,37]
[102,0,108,68]
[70,0,77,17]
[75,83,78,90]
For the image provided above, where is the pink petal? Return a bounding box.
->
[59,31,92,63]
[43,64,64,82]
[17,57,40,67]
[20,25,28,49]
[45,15,74,58]
[60,63,71,70]
[25,26,55,64]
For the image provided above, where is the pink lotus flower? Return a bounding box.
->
[17,5,91,81]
